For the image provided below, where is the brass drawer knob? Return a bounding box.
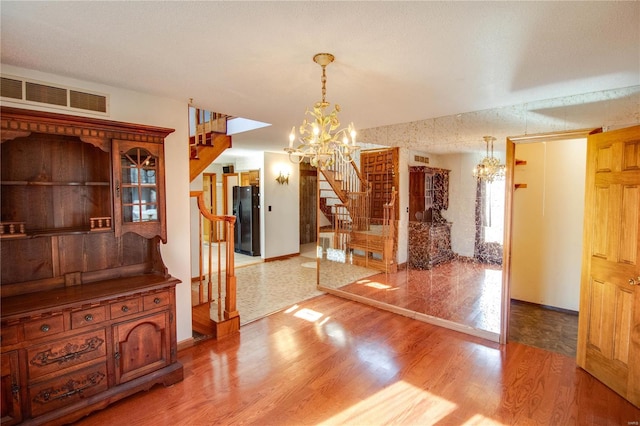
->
[121,305,129,312]
[85,314,94,322]
[40,324,50,332]
[154,297,161,304]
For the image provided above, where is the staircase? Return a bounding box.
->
[319,149,397,273]
[189,110,239,339]
[189,110,232,181]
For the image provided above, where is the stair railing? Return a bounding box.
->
[191,191,239,322]
[383,188,397,241]
[318,146,371,255]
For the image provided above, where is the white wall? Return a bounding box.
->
[262,152,300,258]
[510,139,586,310]
[2,64,194,343]
[438,153,479,258]
[192,151,300,262]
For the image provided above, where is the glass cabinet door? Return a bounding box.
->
[113,140,166,241]
[120,148,159,224]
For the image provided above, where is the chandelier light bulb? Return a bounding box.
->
[289,127,295,148]
[284,53,360,169]
[472,136,505,182]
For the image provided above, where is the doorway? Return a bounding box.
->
[503,129,596,348]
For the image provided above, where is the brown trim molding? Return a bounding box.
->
[508,128,600,143]
[1,106,174,145]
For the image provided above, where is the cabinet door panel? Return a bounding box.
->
[1,350,22,426]
[112,140,166,241]
[113,312,169,384]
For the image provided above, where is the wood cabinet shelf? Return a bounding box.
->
[0,106,182,426]
[26,226,112,237]
[2,181,110,186]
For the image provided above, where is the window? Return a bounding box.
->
[483,179,504,244]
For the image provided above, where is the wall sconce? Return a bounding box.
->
[275,170,289,185]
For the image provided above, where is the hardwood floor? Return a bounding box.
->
[335,259,502,333]
[74,294,639,425]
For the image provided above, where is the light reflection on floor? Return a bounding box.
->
[283,302,507,426]
[333,259,502,334]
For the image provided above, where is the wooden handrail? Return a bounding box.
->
[190,191,238,321]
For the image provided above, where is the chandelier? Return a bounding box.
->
[472,136,505,182]
[285,53,359,169]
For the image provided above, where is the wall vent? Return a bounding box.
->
[1,77,23,99]
[26,81,67,106]
[1,75,109,115]
[414,155,430,164]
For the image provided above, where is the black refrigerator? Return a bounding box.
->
[232,185,260,256]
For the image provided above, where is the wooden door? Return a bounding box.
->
[577,125,640,407]
[300,162,317,244]
[360,148,399,224]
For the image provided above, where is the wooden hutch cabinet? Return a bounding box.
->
[0,107,183,425]
[408,166,454,269]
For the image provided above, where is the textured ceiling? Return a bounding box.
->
[1,1,639,160]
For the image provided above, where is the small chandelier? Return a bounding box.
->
[285,53,359,169]
[472,136,505,182]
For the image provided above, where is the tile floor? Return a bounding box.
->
[509,299,579,357]
[194,243,377,325]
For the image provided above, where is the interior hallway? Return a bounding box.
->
[77,294,639,425]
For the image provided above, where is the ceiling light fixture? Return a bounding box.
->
[285,53,359,169]
[472,136,505,182]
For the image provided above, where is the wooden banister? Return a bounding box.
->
[190,191,239,338]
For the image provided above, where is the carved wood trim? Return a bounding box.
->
[29,336,105,367]
[0,107,174,146]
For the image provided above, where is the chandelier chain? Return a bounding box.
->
[320,65,327,105]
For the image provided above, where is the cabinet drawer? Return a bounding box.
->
[27,328,107,380]
[110,297,141,319]
[28,362,108,418]
[24,315,64,341]
[71,306,107,329]
[143,290,170,311]
[1,323,19,346]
